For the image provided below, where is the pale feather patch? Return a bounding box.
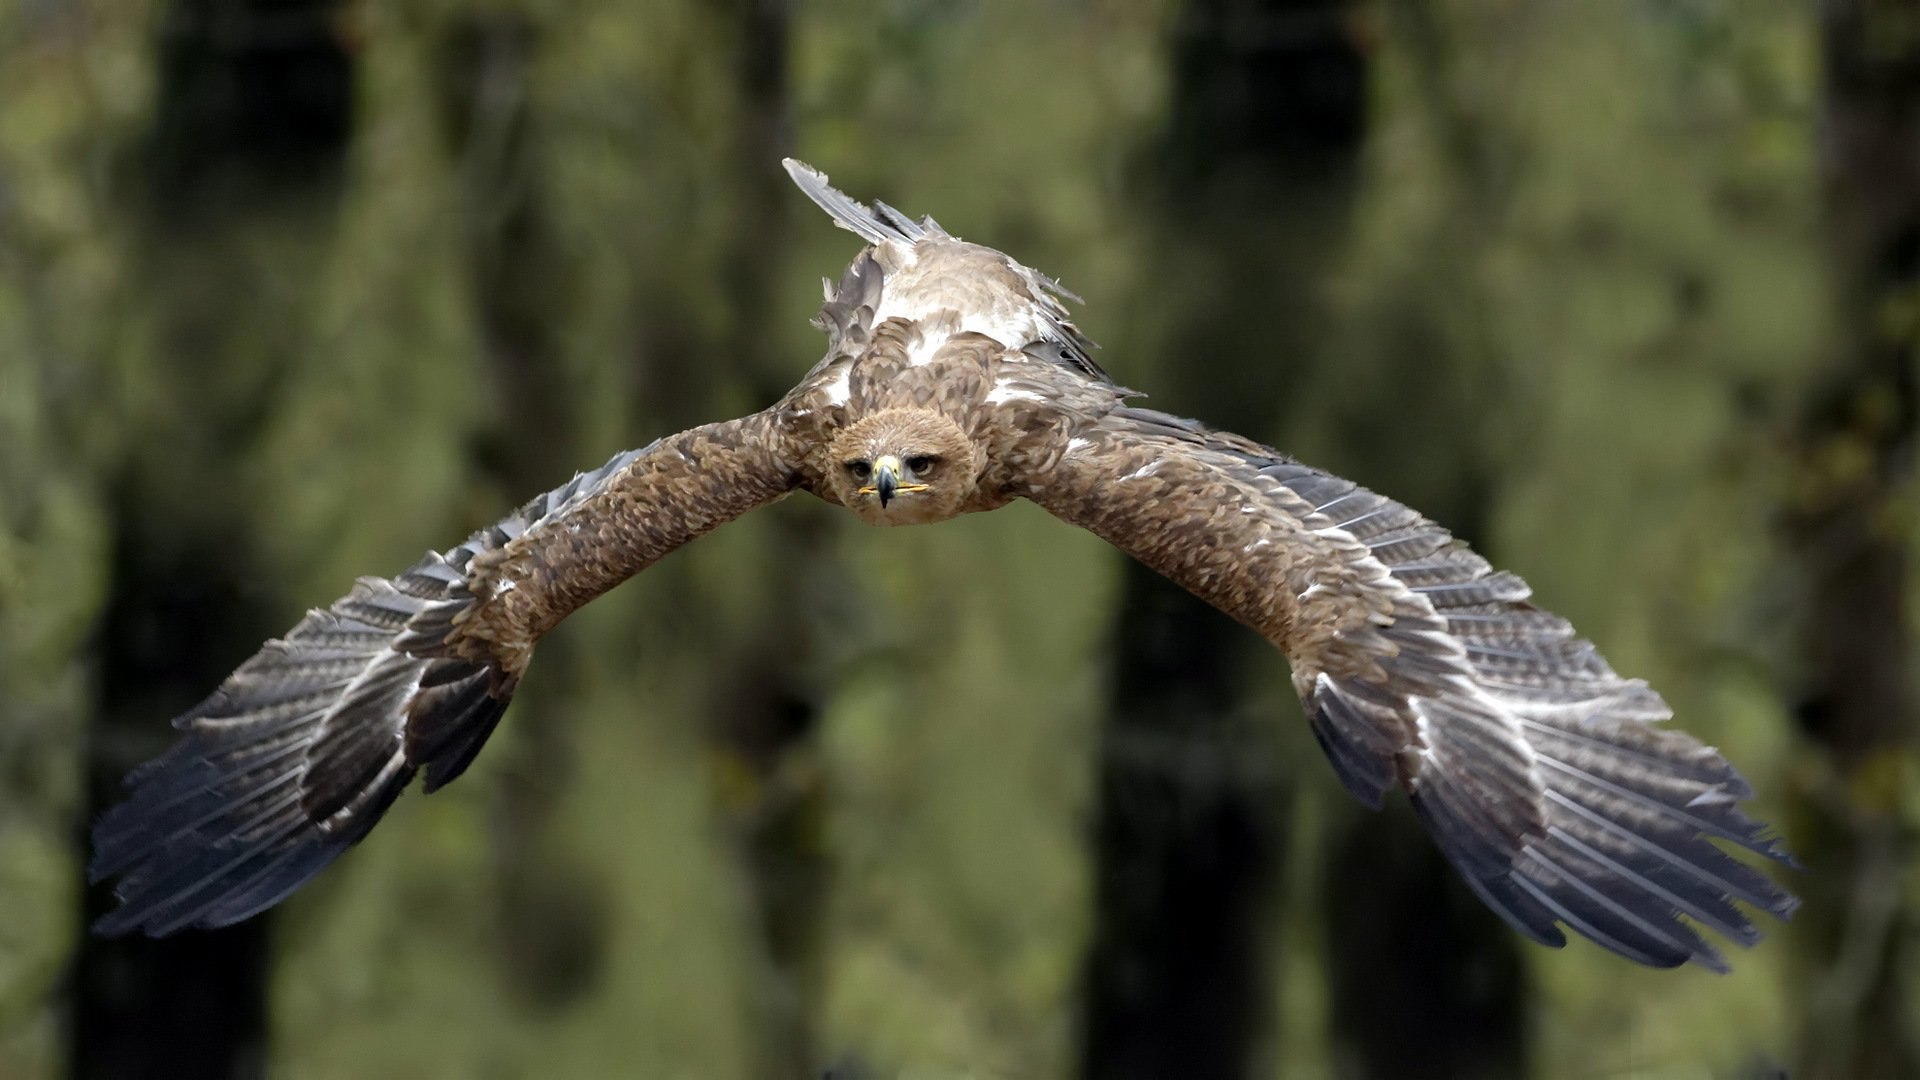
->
[876,302,1043,351]
[871,271,1048,350]
[821,366,852,406]
[985,383,1045,405]
[972,310,1050,349]
[907,327,951,367]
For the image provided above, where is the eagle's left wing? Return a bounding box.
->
[1020,405,1796,971]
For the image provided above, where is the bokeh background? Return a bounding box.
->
[2,0,1914,1077]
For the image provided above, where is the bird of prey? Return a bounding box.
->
[92,159,1796,971]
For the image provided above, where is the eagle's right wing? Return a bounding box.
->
[92,413,795,936]
[1021,405,1796,971]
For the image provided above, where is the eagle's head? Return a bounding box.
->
[827,408,981,526]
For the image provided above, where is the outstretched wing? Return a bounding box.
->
[92,414,794,936]
[1022,406,1796,971]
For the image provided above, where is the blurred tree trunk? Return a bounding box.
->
[1788,3,1920,1077]
[1078,3,1366,1077]
[704,3,826,1075]
[431,8,613,1015]
[67,2,354,1078]
[431,5,821,1070]
[1313,4,1526,1078]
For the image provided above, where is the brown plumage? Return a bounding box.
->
[92,160,1796,971]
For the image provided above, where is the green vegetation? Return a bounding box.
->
[2,1,1910,1077]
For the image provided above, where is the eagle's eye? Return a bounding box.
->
[846,460,872,480]
[905,455,937,474]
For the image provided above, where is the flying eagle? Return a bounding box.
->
[92,160,1796,971]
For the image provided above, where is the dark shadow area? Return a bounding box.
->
[146,0,354,208]
[1322,806,1526,1079]
[66,3,355,1077]
[1079,3,1372,1077]
[70,520,275,1080]
[1786,5,1920,1077]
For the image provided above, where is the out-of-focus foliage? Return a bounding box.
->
[1318,3,1820,1068]
[1,3,151,1074]
[1,1,1909,1078]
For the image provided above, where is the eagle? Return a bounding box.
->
[92,160,1796,972]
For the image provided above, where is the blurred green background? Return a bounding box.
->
[2,0,1915,1077]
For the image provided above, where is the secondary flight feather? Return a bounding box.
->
[92,159,1796,970]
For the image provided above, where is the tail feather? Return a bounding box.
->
[782,158,940,246]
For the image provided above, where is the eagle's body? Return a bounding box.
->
[92,162,1796,972]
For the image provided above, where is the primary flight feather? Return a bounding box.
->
[92,160,1797,970]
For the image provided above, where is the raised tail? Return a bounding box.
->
[782,158,947,246]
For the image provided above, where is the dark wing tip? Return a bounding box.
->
[87,727,408,937]
[90,554,517,937]
[86,637,423,936]
[90,786,385,938]
[1255,458,1799,972]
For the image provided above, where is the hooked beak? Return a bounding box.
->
[858,455,929,509]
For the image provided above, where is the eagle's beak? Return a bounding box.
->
[861,455,928,509]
